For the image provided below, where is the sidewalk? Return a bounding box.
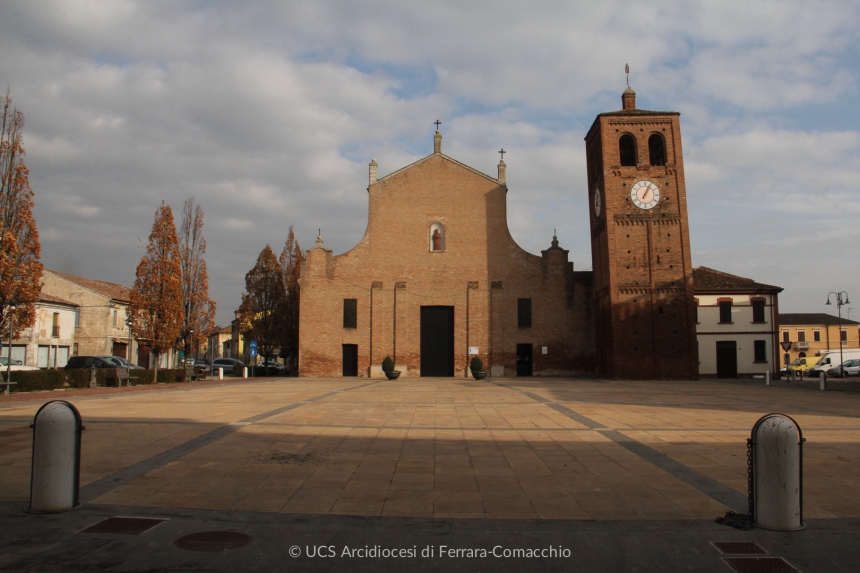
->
[2,376,859,571]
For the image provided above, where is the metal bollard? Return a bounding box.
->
[28,401,84,513]
[748,413,805,530]
[218,367,224,380]
[819,372,826,391]
[790,370,797,382]
[243,367,248,379]
[765,371,771,386]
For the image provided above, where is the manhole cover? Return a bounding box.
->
[82,517,166,535]
[713,542,767,555]
[725,557,799,573]
[175,530,254,552]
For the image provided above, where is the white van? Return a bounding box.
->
[806,349,860,376]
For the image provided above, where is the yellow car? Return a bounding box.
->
[784,357,816,373]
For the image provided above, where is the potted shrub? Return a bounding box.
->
[382,356,400,380]
[470,356,487,380]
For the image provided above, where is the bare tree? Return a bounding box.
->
[279,226,303,371]
[179,198,215,362]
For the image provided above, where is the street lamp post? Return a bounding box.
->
[5,302,17,396]
[125,316,133,382]
[826,291,851,376]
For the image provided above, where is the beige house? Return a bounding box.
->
[40,270,140,364]
[693,267,782,378]
[778,313,860,366]
[4,294,79,368]
[207,325,233,361]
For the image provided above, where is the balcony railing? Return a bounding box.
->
[794,341,810,350]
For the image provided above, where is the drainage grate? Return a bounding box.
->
[725,557,800,573]
[713,542,767,555]
[82,517,166,535]
[174,530,254,552]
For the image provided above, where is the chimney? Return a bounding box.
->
[622,87,636,110]
[368,158,378,185]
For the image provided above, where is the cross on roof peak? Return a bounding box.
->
[434,119,441,130]
[499,148,506,160]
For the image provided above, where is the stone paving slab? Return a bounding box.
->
[2,376,860,570]
[1,501,859,572]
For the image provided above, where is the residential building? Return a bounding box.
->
[778,313,860,366]
[40,269,141,365]
[4,294,79,368]
[692,267,782,378]
[207,325,232,361]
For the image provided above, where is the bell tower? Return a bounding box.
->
[585,88,698,380]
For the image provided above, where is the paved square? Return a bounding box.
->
[3,376,860,522]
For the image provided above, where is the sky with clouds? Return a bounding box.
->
[1,0,858,325]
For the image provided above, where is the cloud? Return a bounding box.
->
[0,0,857,323]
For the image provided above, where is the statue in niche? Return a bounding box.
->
[432,228,442,251]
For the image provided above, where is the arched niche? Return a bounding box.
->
[648,133,666,166]
[429,223,446,252]
[619,134,637,166]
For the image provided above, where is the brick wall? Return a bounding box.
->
[299,152,595,377]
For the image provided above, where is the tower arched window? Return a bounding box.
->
[648,133,666,166]
[429,223,446,252]
[619,134,637,166]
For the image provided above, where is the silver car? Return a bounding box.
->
[830,359,860,378]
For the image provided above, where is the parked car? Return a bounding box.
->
[0,357,40,371]
[193,359,208,369]
[65,356,118,369]
[210,358,245,375]
[806,350,860,377]
[829,359,860,378]
[782,356,816,375]
[105,356,145,370]
[259,360,287,373]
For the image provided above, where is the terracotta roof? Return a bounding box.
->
[693,266,783,293]
[38,293,78,307]
[779,313,860,326]
[47,270,131,302]
[598,109,680,117]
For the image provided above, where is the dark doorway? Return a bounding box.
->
[716,341,737,378]
[137,348,149,369]
[342,344,358,377]
[420,306,454,377]
[516,343,533,376]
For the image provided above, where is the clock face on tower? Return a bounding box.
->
[630,180,660,210]
[593,188,601,217]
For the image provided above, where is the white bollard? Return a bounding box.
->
[243,367,247,379]
[28,401,84,513]
[750,413,805,530]
[765,371,771,386]
[819,372,826,391]
[89,367,97,388]
[218,367,223,380]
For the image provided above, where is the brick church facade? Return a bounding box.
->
[299,89,698,379]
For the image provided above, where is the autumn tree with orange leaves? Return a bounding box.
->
[279,227,302,369]
[129,202,182,380]
[178,198,215,362]
[0,92,43,372]
[237,245,285,371]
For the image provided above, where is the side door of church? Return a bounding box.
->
[516,344,533,376]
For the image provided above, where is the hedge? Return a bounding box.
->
[4,368,190,393]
